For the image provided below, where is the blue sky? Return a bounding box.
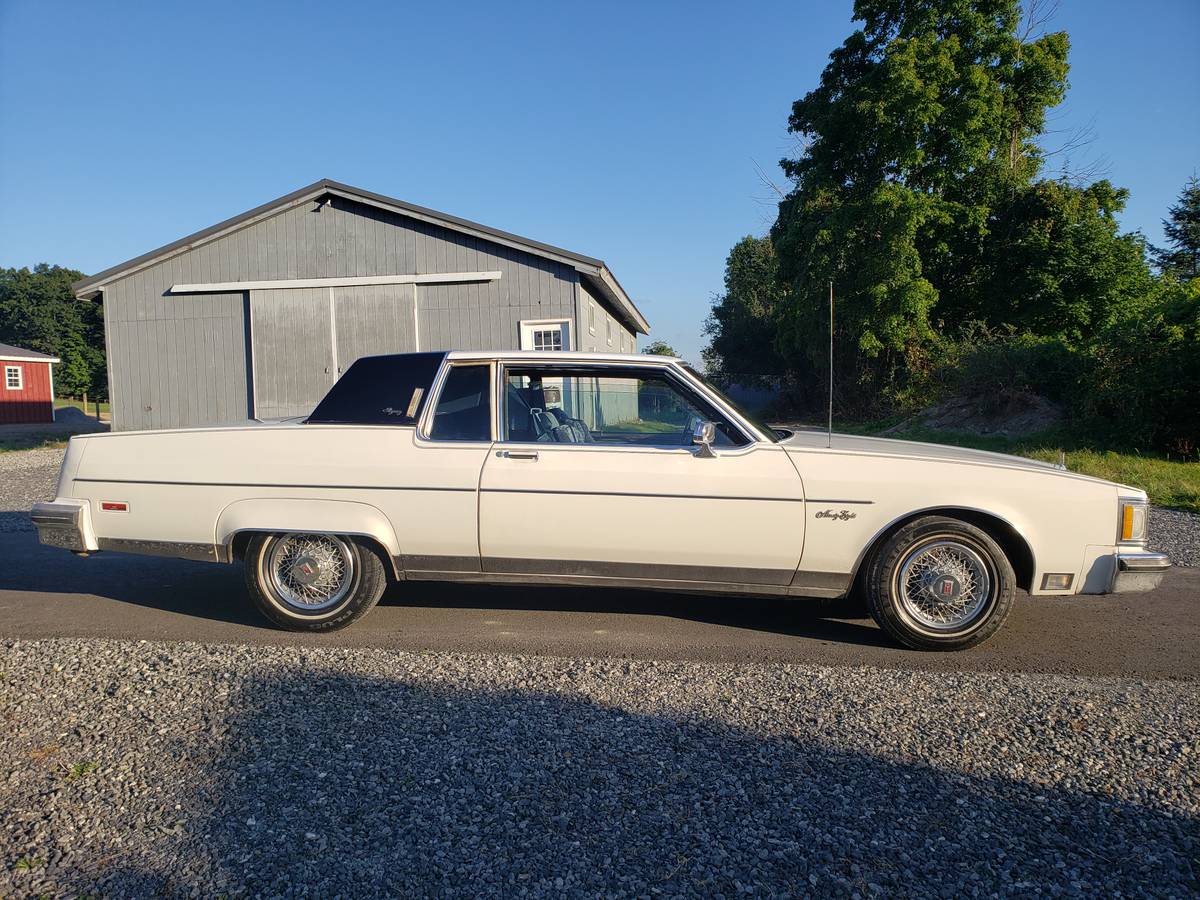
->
[1,0,1196,364]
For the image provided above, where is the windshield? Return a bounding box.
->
[681,364,785,442]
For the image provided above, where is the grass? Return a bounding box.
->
[855,424,1200,513]
[54,398,110,416]
[0,432,69,453]
[63,761,98,781]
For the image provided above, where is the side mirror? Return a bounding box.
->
[691,420,717,458]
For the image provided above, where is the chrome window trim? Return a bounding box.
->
[415,358,497,446]
[495,359,761,449]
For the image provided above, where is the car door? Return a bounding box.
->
[477,362,805,586]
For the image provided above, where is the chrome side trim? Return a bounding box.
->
[402,554,481,574]
[400,556,850,597]
[481,556,796,586]
[805,499,875,505]
[96,538,220,563]
[479,487,804,504]
[788,571,852,593]
[402,568,848,599]
[405,569,795,597]
[75,478,475,493]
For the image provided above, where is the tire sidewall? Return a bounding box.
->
[245,533,386,632]
[868,517,1015,651]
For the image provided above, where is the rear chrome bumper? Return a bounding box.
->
[1110,551,1171,593]
[30,500,95,553]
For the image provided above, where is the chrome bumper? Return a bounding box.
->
[30,500,92,553]
[1110,551,1171,593]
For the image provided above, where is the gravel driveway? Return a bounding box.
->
[3,447,1195,564]
[1,639,1197,897]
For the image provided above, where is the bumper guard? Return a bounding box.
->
[1110,550,1171,593]
[30,500,94,553]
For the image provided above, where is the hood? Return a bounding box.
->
[781,429,1066,474]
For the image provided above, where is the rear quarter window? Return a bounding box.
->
[306,352,446,425]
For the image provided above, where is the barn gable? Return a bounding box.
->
[72,181,647,430]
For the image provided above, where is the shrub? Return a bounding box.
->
[1082,280,1200,456]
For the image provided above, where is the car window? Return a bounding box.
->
[307,352,445,425]
[428,365,492,441]
[503,367,746,447]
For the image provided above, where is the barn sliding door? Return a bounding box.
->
[333,283,417,374]
[249,283,419,420]
[249,288,336,420]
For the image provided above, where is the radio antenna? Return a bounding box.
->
[827,280,834,449]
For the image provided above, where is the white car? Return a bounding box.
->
[32,350,1169,649]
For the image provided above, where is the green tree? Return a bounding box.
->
[703,236,788,384]
[0,264,106,399]
[1152,175,1200,281]
[641,340,680,357]
[770,0,1075,413]
[961,178,1156,341]
[1083,278,1200,453]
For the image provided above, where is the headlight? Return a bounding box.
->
[1119,500,1148,543]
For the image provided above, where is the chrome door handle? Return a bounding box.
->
[502,450,539,460]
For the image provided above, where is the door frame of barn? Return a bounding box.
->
[222,272,499,420]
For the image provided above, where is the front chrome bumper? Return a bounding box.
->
[30,500,95,553]
[1110,550,1171,593]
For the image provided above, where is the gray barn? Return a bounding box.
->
[73,179,650,431]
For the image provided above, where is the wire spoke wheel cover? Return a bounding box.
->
[894,538,993,633]
[265,533,355,614]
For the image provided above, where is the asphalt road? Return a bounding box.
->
[0,530,1195,679]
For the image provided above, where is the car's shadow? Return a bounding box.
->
[1,528,886,646]
[390,578,887,646]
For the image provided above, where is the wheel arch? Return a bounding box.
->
[216,498,402,580]
[849,506,1036,592]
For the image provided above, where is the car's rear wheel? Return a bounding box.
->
[866,516,1015,650]
[244,532,387,632]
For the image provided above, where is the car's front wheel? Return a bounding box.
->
[866,516,1015,650]
[244,532,387,631]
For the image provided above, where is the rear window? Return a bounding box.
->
[306,352,446,425]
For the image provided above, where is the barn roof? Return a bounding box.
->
[0,342,60,363]
[72,179,650,334]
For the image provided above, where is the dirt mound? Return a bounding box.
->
[885,393,1064,438]
[53,405,105,428]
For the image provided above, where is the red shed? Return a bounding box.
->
[0,342,60,424]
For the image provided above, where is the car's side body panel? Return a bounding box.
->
[785,446,1121,595]
[61,425,489,571]
[31,350,1168,605]
[478,441,805,585]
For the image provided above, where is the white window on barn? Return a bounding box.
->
[607,317,613,346]
[519,319,571,352]
[588,300,596,335]
[4,365,21,390]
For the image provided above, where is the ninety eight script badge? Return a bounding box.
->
[815,509,857,521]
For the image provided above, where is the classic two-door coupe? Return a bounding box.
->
[32,350,1169,649]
